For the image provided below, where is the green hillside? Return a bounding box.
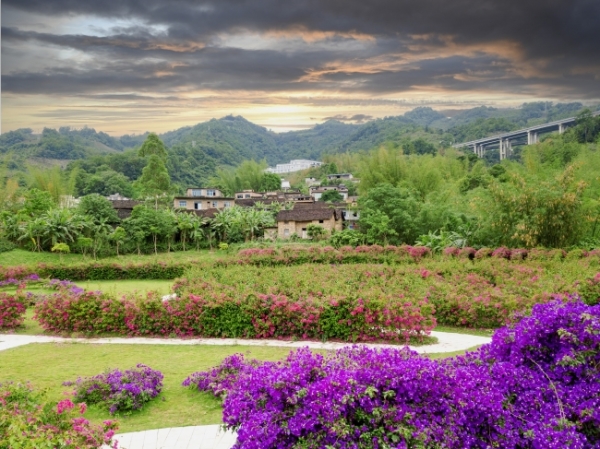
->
[2,102,595,195]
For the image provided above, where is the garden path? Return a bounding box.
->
[1,331,491,449]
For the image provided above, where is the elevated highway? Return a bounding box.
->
[453,111,600,160]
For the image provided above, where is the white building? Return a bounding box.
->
[266,159,323,174]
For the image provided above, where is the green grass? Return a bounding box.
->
[0,248,224,268]
[76,280,174,297]
[434,325,495,337]
[0,343,321,433]
[14,309,46,335]
[0,343,469,433]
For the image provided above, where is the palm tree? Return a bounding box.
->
[176,212,196,251]
[18,217,46,252]
[41,208,80,249]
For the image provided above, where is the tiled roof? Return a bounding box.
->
[110,200,142,210]
[277,207,336,222]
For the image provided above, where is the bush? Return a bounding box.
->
[0,382,118,449]
[0,239,15,254]
[187,299,600,448]
[0,292,26,329]
[64,364,163,415]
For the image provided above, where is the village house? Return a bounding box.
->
[276,204,343,239]
[326,173,354,181]
[174,188,235,211]
[309,184,349,201]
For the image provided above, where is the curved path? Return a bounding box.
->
[1,331,491,449]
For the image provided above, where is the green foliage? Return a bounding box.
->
[320,190,343,202]
[306,224,326,240]
[137,132,168,159]
[480,168,586,247]
[77,194,119,225]
[260,172,282,192]
[21,189,55,217]
[0,382,119,449]
[136,154,171,204]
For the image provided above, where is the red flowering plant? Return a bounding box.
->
[0,382,118,449]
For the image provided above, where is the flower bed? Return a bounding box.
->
[64,364,163,415]
[34,287,435,343]
[0,382,118,449]
[0,292,26,329]
[185,298,600,449]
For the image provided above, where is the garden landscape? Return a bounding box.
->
[3,0,600,448]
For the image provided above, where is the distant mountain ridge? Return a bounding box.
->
[1,103,592,170]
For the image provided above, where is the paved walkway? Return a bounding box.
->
[0,331,491,354]
[1,331,491,449]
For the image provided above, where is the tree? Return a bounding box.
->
[136,134,171,208]
[137,132,168,159]
[77,194,119,225]
[22,189,54,217]
[320,190,343,202]
[136,154,171,209]
[109,226,127,256]
[260,173,281,192]
[176,212,196,251]
[362,210,398,245]
[51,242,70,262]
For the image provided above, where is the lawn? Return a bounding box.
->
[0,343,469,434]
[0,248,224,267]
[75,279,174,296]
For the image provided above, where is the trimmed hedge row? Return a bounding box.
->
[0,262,188,281]
[34,289,436,343]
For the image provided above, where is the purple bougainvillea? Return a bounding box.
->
[64,364,163,415]
[185,297,600,448]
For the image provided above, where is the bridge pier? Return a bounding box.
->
[559,123,565,134]
[527,131,539,145]
[499,139,512,160]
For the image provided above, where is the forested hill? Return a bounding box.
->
[2,102,596,191]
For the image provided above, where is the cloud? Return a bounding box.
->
[2,0,599,132]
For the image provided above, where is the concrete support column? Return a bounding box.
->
[559,123,565,134]
[527,131,538,145]
[500,139,512,161]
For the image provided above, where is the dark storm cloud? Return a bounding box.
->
[5,0,599,58]
[2,0,600,99]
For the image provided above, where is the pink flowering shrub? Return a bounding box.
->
[0,292,26,329]
[491,246,512,259]
[0,382,118,449]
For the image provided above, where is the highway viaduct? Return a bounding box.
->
[452,111,600,160]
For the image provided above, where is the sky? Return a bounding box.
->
[1,0,600,135]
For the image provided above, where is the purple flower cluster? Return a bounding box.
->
[65,364,163,415]
[0,274,40,287]
[183,354,263,398]
[187,298,600,448]
[47,278,86,295]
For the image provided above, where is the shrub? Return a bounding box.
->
[0,382,118,449]
[491,246,511,259]
[578,273,600,306]
[0,292,26,329]
[188,299,600,449]
[474,247,493,259]
[64,364,163,415]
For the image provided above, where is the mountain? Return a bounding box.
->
[1,102,594,190]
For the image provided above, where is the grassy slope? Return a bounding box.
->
[0,343,469,433]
